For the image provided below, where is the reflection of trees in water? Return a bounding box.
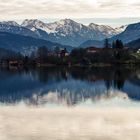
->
[70,67,131,90]
[6,66,133,89]
[104,68,126,91]
[0,66,139,105]
[36,67,69,83]
[114,70,125,89]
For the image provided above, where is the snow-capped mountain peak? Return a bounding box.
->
[21,19,122,46]
[21,19,56,34]
[89,23,118,36]
[55,19,82,26]
[42,18,85,37]
[22,19,45,27]
[47,19,83,31]
[88,23,99,29]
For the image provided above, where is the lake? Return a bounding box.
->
[0,66,140,140]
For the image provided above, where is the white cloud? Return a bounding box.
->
[0,0,139,20]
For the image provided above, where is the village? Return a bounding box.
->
[0,39,139,69]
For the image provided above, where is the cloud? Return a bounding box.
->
[0,0,139,20]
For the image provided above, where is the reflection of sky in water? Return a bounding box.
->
[0,67,140,107]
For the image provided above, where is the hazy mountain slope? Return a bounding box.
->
[127,38,140,49]
[80,22,140,48]
[111,22,140,43]
[0,32,72,55]
[79,40,104,48]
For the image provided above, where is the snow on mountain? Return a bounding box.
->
[88,23,117,37]
[21,19,57,34]
[115,25,128,34]
[0,21,38,38]
[47,19,84,35]
[21,19,120,46]
[1,19,137,47]
[80,22,140,48]
[1,19,140,54]
[112,22,140,43]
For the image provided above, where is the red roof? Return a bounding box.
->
[86,46,102,51]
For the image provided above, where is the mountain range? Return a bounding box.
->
[21,19,123,47]
[0,19,125,47]
[80,22,140,48]
[0,19,140,54]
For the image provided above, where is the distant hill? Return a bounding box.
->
[79,40,104,48]
[111,22,140,43]
[80,37,140,50]
[0,32,72,55]
[80,22,140,48]
[127,38,140,49]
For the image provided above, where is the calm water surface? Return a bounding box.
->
[0,66,140,107]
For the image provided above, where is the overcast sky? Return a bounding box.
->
[0,0,140,27]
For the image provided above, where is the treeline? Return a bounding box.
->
[69,39,134,65]
[0,39,139,67]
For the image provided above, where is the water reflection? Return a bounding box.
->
[0,66,140,106]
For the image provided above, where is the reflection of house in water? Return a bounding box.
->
[0,59,23,67]
[9,60,23,67]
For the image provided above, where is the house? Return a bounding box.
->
[86,47,102,54]
[47,48,69,58]
[60,48,69,57]
[0,59,23,67]
[9,60,19,66]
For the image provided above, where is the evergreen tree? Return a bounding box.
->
[37,46,48,62]
[115,39,124,49]
[54,46,60,56]
[112,41,116,48]
[104,38,109,48]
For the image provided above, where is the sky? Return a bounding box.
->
[0,0,140,27]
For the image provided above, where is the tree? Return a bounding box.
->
[37,46,48,63]
[113,40,126,61]
[70,48,86,64]
[104,38,109,48]
[23,56,29,65]
[70,48,85,58]
[54,46,60,56]
[30,51,36,60]
[115,39,124,49]
[112,41,116,48]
